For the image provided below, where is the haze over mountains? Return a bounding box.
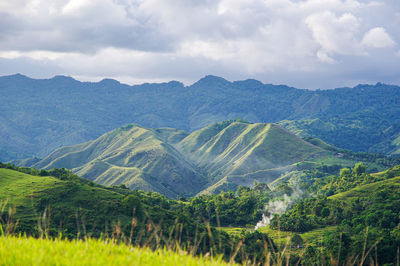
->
[1,74,400,162]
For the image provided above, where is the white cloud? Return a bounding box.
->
[0,50,67,60]
[305,12,362,56]
[362,27,396,48]
[0,0,399,89]
[317,50,336,63]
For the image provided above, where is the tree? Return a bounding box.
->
[121,194,143,218]
[339,168,351,177]
[352,162,366,176]
[291,233,304,247]
[321,207,330,218]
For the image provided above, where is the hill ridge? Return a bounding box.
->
[1,73,400,161]
[27,121,328,197]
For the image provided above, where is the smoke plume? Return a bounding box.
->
[255,188,303,230]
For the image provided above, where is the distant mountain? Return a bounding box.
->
[1,74,400,161]
[27,121,332,197]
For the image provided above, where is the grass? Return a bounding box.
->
[300,226,337,245]
[29,121,332,198]
[0,236,229,266]
[0,169,64,219]
[218,224,337,248]
[0,168,123,207]
[31,124,207,198]
[329,175,400,201]
[259,226,337,246]
[0,167,135,238]
[0,167,260,264]
[216,227,252,237]
[180,121,324,194]
[2,165,394,265]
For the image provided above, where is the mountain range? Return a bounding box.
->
[1,74,400,162]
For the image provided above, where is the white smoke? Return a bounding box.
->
[255,188,303,230]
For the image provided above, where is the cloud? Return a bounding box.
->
[305,12,362,56]
[0,0,175,53]
[0,0,399,89]
[317,50,336,64]
[362,27,396,48]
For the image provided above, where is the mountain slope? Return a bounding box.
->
[177,121,324,193]
[329,165,400,201]
[0,166,214,242]
[1,74,400,161]
[29,121,328,197]
[33,124,204,198]
[0,167,128,235]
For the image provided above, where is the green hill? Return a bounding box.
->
[32,124,204,198]
[178,121,324,194]
[0,167,132,235]
[329,166,400,201]
[0,165,276,264]
[0,167,208,242]
[28,121,329,197]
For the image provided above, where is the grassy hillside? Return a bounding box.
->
[25,120,399,197]
[32,124,206,198]
[178,121,324,194]
[0,168,132,236]
[27,121,333,197]
[4,162,400,264]
[0,167,212,245]
[0,165,282,264]
[179,122,322,177]
[0,236,228,266]
[329,166,400,201]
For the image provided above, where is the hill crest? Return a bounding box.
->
[28,121,327,197]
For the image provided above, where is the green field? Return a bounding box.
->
[217,225,337,247]
[0,168,63,208]
[0,236,229,266]
[257,226,337,246]
[216,227,254,237]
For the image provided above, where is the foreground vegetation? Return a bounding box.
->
[268,165,400,264]
[0,164,273,264]
[2,160,400,264]
[0,236,228,266]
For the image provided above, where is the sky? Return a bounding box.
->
[0,0,399,89]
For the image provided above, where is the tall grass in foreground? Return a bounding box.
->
[0,236,228,266]
[0,201,389,265]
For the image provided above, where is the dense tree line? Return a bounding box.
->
[270,165,400,264]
